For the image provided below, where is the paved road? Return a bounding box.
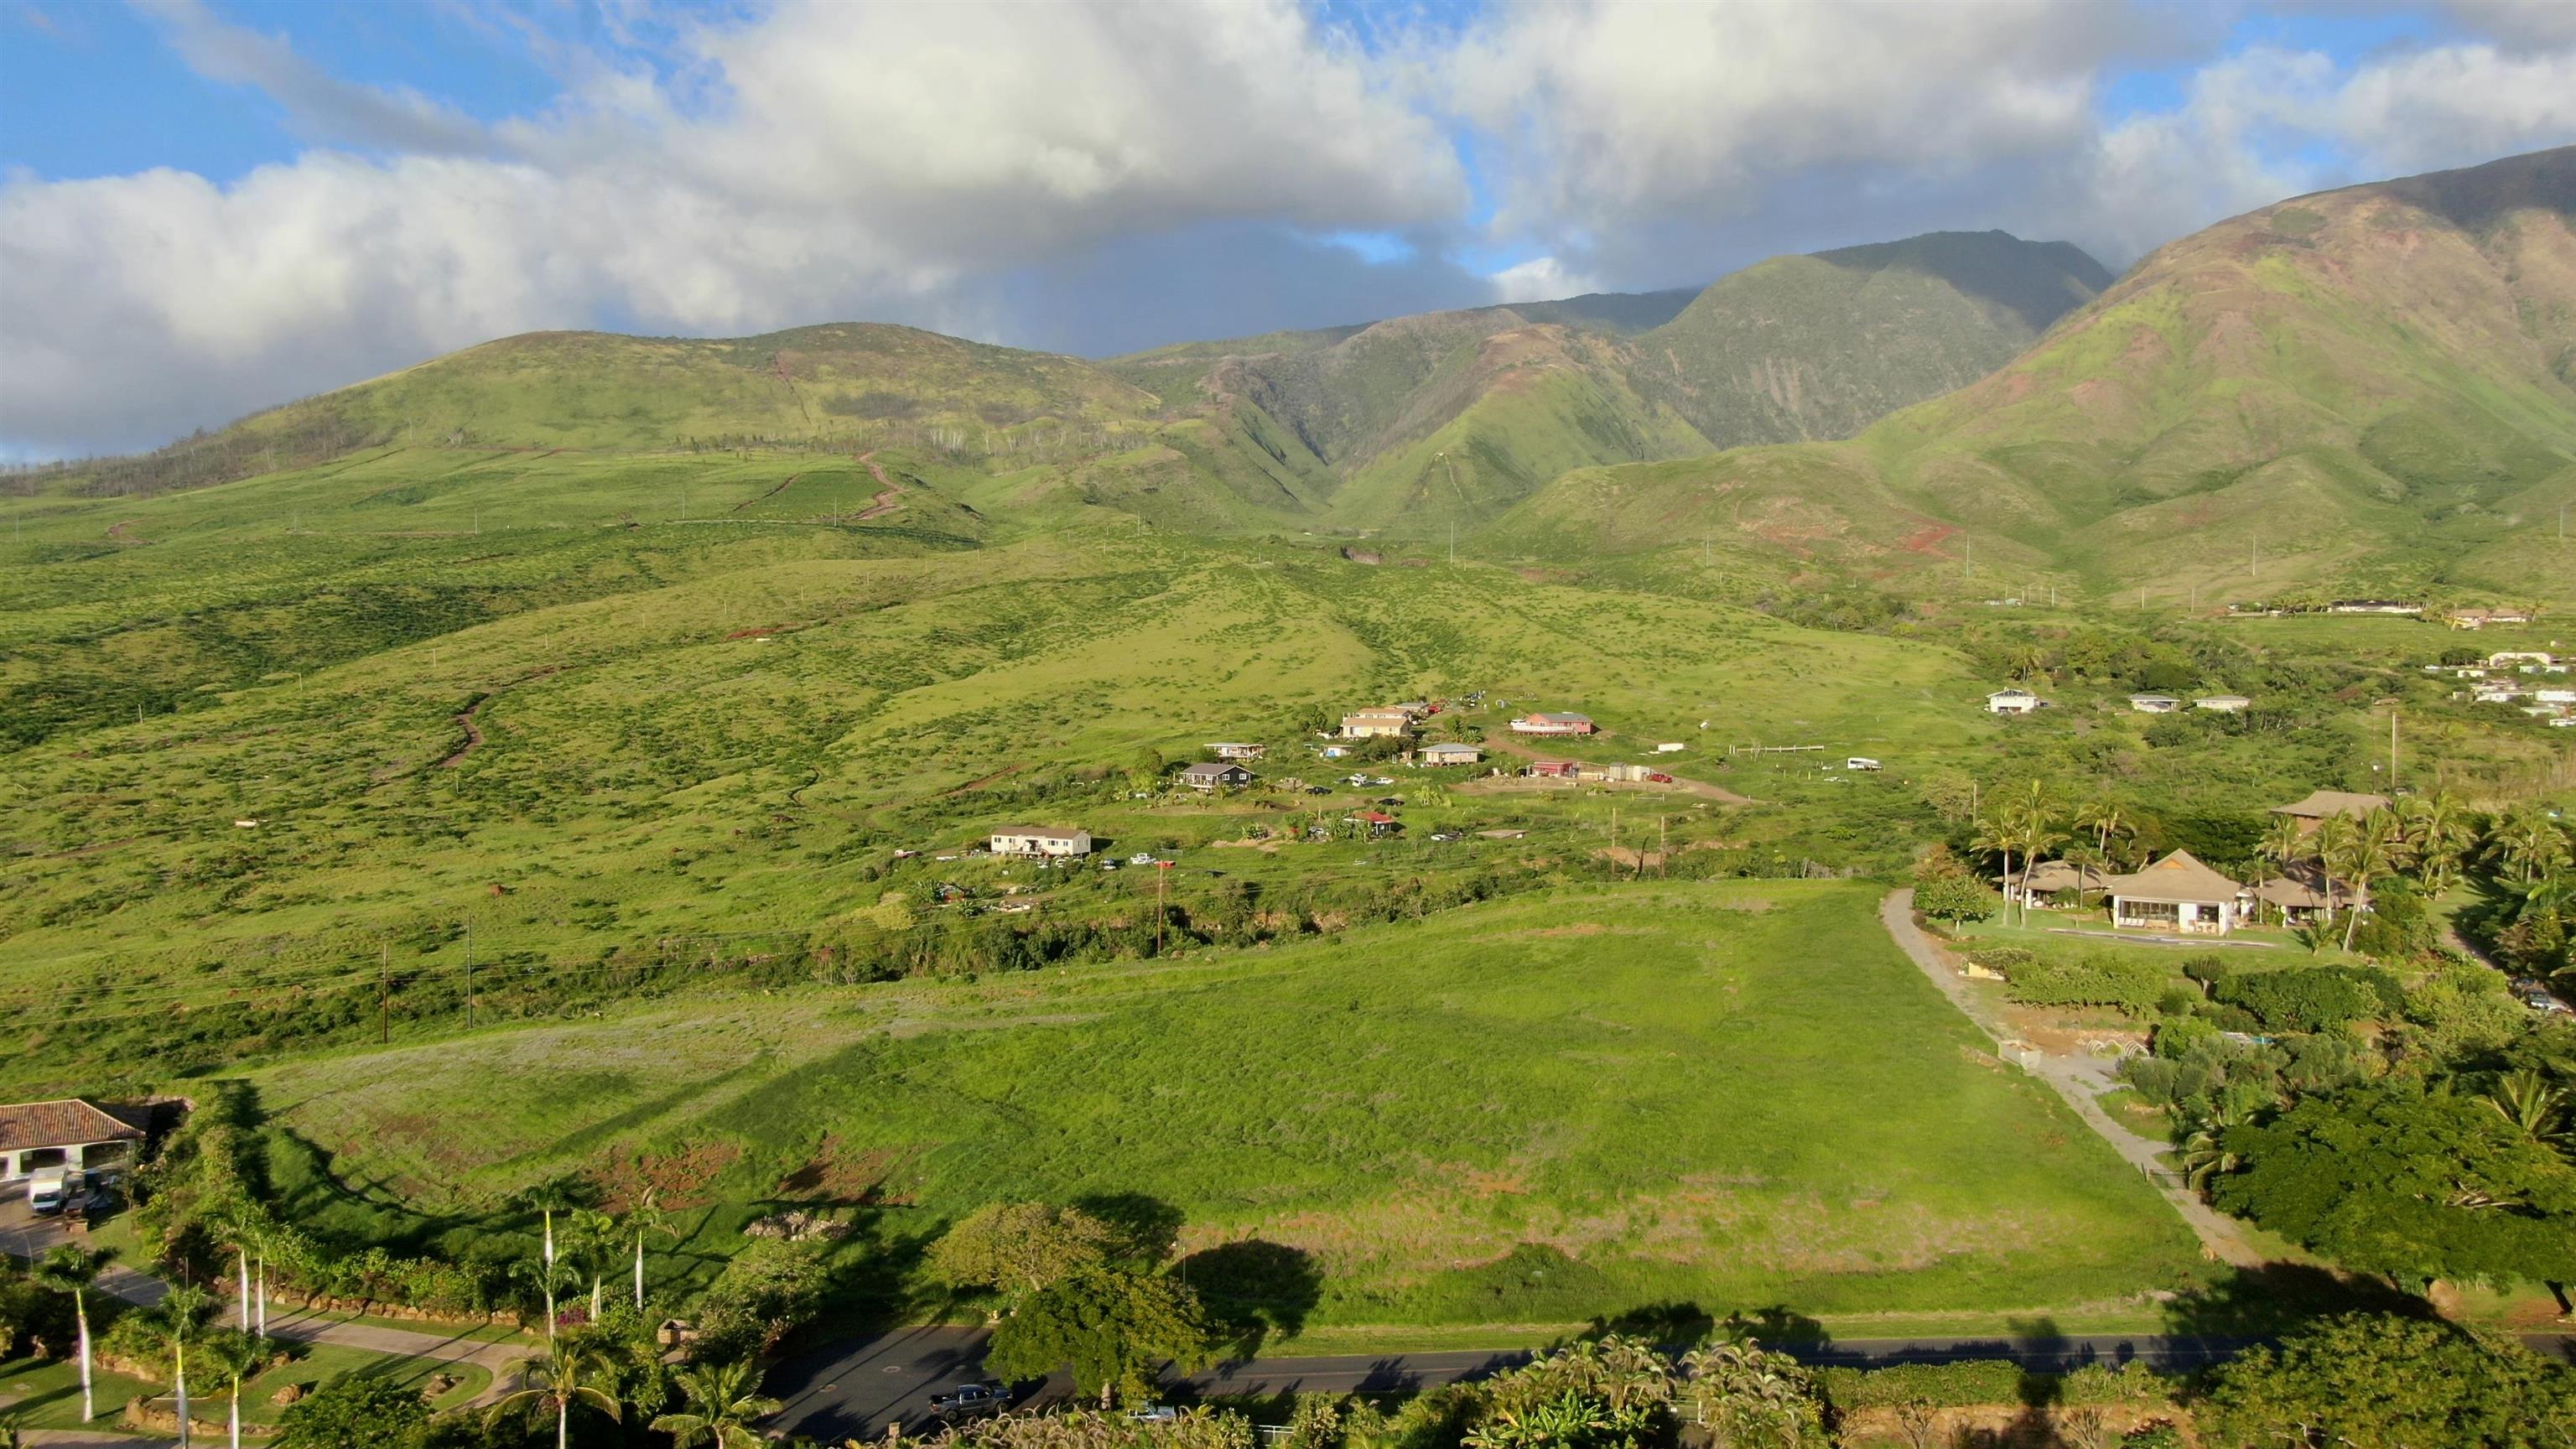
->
[766,1326,2269,1441]
[1877,889,2266,1266]
[2,1210,532,1408]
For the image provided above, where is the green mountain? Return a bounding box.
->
[1634,231,2111,447]
[1490,147,2576,604]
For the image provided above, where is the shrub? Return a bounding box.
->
[273,1374,433,1449]
[1817,1359,2026,1409]
[693,1239,832,1359]
[2216,969,2380,1033]
[2000,953,2168,1016]
[1916,872,2001,925]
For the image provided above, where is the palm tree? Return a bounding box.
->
[2006,641,2049,683]
[2255,815,2309,927]
[30,1245,115,1422]
[1679,1341,1820,1443]
[195,1331,268,1449]
[487,1341,624,1449]
[2397,790,2472,895]
[2075,797,2127,865]
[2308,815,2354,929]
[514,1254,583,1343]
[569,1208,619,1320]
[1971,814,2017,924]
[2486,1069,2572,1151]
[2178,1104,2252,1192]
[627,1190,673,1311]
[2334,808,2403,953]
[143,1285,217,1449]
[2007,790,2067,926]
[650,1360,782,1449]
[2488,802,2573,886]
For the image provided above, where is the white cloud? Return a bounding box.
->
[1488,255,1598,304]
[132,0,496,156]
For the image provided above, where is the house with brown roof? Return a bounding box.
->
[2268,789,2391,834]
[2104,850,2246,935]
[2251,865,2367,927]
[0,1099,146,1186]
[1509,712,1596,736]
[1346,810,1401,838]
[2002,860,2113,907]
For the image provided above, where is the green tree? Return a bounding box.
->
[2200,1314,2576,1448]
[486,1340,623,1449]
[2213,1080,2576,1290]
[273,1374,433,1449]
[693,1240,830,1360]
[930,1202,1119,1307]
[984,1267,1213,1408]
[1677,1341,1827,1447]
[2396,789,2473,895]
[2333,808,2403,953]
[649,1359,782,1449]
[196,1330,269,1449]
[2488,802,2572,886]
[30,1244,115,1422]
[140,1284,217,1449]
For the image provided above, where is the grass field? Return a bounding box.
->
[0,1340,486,1431]
[239,880,2210,1332]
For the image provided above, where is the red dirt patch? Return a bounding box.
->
[595,1140,745,1212]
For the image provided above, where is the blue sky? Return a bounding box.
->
[4,0,2573,457]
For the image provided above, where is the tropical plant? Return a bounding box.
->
[2308,814,2354,929]
[2075,797,2128,866]
[1678,1340,1827,1447]
[196,1329,270,1449]
[626,1189,673,1311]
[1970,814,2018,926]
[2176,1102,2253,1192]
[486,1339,624,1449]
[2396,790,2473,895]
[567,1208,619,1319]
[31,1245,115,1422]
[2256,815,2309,927]
[2485,1069,2572,1151]
[513,1254,583,1343]
[141,1284,218,1449]
[649,1358,783,1449]
[2487,802,2572,886]
[2333,809,2404,953]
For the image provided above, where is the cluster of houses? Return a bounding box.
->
[2429,650,2576,727]
[2002,789,2386,936]
[1985,688,2252,715]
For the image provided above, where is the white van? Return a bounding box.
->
[1845,757,1883,772]
[28,1167,72,1214]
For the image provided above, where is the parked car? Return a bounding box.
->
[1127,1407,1179,1424]
[1306,786,1330,796]
[927,1383,1012,1421]
[1130,852,1157,865]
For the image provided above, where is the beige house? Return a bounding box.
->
[2002,860,2113,907]
[1417,742,1482,766]
[2128,693,2182,714]
[2105,850,2246,935]
[0,1099,145,1187]
[2269,788,2390,834]
[989,826,1093,857]
[2194,694,2251,712]
[1341,711,1410,739]
[1986,688,2042,714]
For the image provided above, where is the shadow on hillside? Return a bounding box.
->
[1176,1239,1324,1359]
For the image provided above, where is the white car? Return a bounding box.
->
[1130,852,1157,865]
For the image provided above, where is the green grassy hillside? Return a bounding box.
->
[1492,147,2576,604]
[1634,231,2109,447]
[240,880,2210,1327]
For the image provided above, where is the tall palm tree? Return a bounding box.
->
[627,1190,673,1311]
[143,1285,216,1449]
[2308,815,2354,928]
[568,1208,619,1320]
[515,1255,583,1344]
[2008,792,2067,926]
[1971,814,2017,925]
[650,1360,782,1449]
[195,1331,268,1449]
[30,1245,115,1421]
[2396,791,2470,895]
[2334,808,2404,953]
[2489,802,2573,886]
[2253,815,2307,928]
[487,1341,623,1449]
[2075,797,2127,865]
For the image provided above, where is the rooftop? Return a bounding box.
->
[0,1099,147,1154]
[2101,849,2244,906]
[2269,788,2391,820]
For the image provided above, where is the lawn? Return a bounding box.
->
[0,1342,486,1431]
[242,880,2210,1332]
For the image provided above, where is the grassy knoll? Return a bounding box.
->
[240,880,2211,1332]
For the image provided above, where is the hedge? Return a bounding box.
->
[1819,1359,2176,1410]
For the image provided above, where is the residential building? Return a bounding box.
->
[1417,742,1482,766]
[0,1099,146,1187]
[2002,860,2111,906]
[989,826,1093,858]
[1178,761,1255,792]
[2105,850,2246,935]
[2194,694,2251,712]
[1346,810,1400,838]
[1525,760,1581,778]
[1578,762,1653,783]
[1385,701,1433,718]
[2268,788,2391,834]
[2128,693,2182,714]
[2329,600,2423,615]
[1341,711,1410,739]
[2444,608,2535,629]
[2251,865,2366,926]
[1205,742,1266,761]
[1985,688,2042,714]
[1509,711,1597,735]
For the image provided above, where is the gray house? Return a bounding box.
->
[1179,761,1256,792]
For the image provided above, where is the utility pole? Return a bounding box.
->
[464,926,475,1030]
[2390,709,2400,787]
[379,943,391,1045]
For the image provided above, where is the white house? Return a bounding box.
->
[2105,850,2247,936]
[1986,688,2042,714]
[0,1100,145,1187]
[2128,693,2183,714]
[1206,742,1266,761]
[2194,694,2251,712]
[990,826,1093,857]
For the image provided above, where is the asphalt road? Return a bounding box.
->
[766,1327,2283,1440]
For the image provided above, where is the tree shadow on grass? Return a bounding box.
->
[1074,1192,1186,1268]
[2158,1260,2428,1338]
[1174,1240,1322,1359]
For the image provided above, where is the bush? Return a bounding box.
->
[1817,1359,2026,1409]
[693,1239,831,1359]
[273,1374,433,1449]
[1915,872,2001,925]
[2215,969,2381,1033]
[2000,953,2169,1016]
